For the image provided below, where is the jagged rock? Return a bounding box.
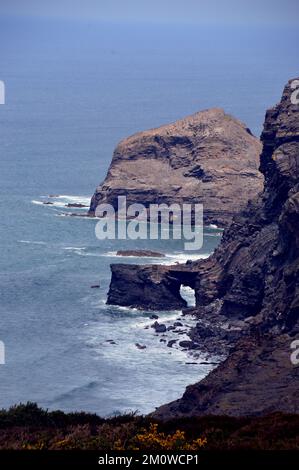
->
[66,203,88,208]
[135,343,146,350]
[151,322,167,333]
[179,340,199,349]
[89,108,263,227]
[167,340,177,348]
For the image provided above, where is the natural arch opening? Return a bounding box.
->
[179,285,196,307]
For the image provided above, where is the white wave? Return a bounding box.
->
[52,201,83,209]
[100,251,209,263]
[63,246,106,257]
[180,285,196,307]
[110,305,140,313]
[54,213,93,220]
[31,200,44,206]
[101,251,118,257]
[18,240,47,245]
[64,246,86,252]
[166,252,209,260]
[102,251,168,261]
[48,194,91,205]
[32,195,90,210]
[160,252,209,265]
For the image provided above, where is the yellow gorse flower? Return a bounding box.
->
[132,423,207,450]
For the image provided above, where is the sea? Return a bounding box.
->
[0,16,298,415]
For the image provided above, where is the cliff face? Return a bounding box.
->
[193,78,299,330]
[152,78,299,418]
[90,108,262,227]
[153,334,299,418]
[107,79,299,417]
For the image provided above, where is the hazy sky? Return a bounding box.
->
[1,0,298,26]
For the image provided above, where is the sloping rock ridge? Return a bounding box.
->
[90,108,263,227]
[108,79,299,417]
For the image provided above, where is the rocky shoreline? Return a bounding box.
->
[105,78,299,417]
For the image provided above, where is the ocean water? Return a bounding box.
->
[0,17,298,415]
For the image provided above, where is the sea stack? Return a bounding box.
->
[89,108,263,227]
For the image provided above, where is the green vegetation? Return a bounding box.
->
[0,403,297,450]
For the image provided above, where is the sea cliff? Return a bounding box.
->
[107,79,299,417]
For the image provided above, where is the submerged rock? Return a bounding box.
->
[116,250,165,258]
[66,203,88,208]
[135,343,147,350]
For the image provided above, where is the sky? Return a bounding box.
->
[0,0,299,26]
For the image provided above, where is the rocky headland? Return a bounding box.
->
[89,108,263,227]
[107,79,299,417]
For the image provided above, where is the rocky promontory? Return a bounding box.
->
[107,79,299,417]
[107,263,198,310]
[90,108,263,227]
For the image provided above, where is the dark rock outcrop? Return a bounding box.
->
[151,322,167,333]
[66,203,88,208]
[107,263,198,310]
[90,108,263,227]
[116,250,165,258]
